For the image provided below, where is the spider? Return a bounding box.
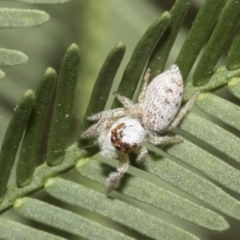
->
[81,65,198,192]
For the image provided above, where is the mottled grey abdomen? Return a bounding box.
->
[141,65,183,132]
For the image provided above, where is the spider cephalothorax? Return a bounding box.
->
[81,65,198,192]
[110,117,144,153]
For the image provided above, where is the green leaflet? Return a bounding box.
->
[193,0,240,85]
[46,44,80,166]
[0,90,35,200]
[0,0,71,79]
[0,48,28,66]
[196,93,240,131]
[148,0,192,79]
[176,0,227,80]
[0,69,5,79]
[80,41,126,135]
[183,66,240,100]
[0,219,65,240]
[16,68,57,187]
[45,177,200,240]
[226,26,240,70]
[0,144,91,212]
[166,139,240,199]
[76,159,228,231]
[228,77,240,99]
[0,8,49,28]
[14,197,134,240]
[145,152,240,220]
[179,112,240,163]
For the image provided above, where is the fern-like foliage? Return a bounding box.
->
[0,0,71,80]
[1,0,240,239]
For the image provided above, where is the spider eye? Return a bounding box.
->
[110,117,145,153]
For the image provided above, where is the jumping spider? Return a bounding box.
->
[81,65,198,192]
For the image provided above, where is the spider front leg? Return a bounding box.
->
[106,153,129,193]
[138,68,151,103]
[146,133,183,146]
[81,119,105,139]
[87,108,125,121]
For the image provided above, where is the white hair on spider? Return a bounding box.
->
[81,64,199,192]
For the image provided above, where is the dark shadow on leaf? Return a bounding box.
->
[129,152,147,171]
[147,150,165,172]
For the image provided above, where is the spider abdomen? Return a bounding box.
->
[141,65,183,132]
[110,117,145,153]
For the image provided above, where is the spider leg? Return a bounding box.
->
[166,92,199,131]
[100,149,119,159]
[113,92,134,109]
[138,68,151,103]
[114,92,143,119]
[81,120,103,139]
[81,116,114,139]
[106,153,129,193]
[134,145,148,165]
[88,108,125,121]
[146,133,183,145]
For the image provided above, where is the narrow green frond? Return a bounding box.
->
[167,139,240,195]
[8,0,71,3]
[184,66,240,100]
[0,69,6,79]
[80,42,126,135]
[0,219,65,240]
[45,177,199,240]
[14,197,134,240]
[16,68,57,187]
[0,144,95,212]
[46,44,80,166]
[196,93,240,130]
[0,90,35,200]
[112,11,171,108]
[0,8,49,28]
[226,27,240,70]
[193,0,240,86]
[0,48,28,66]
[148,0,192,79]
[145,154,240,220]
[228,77,240,98]
[76,159,229,231]
[176,0,227,79]
[179,112,240,163]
